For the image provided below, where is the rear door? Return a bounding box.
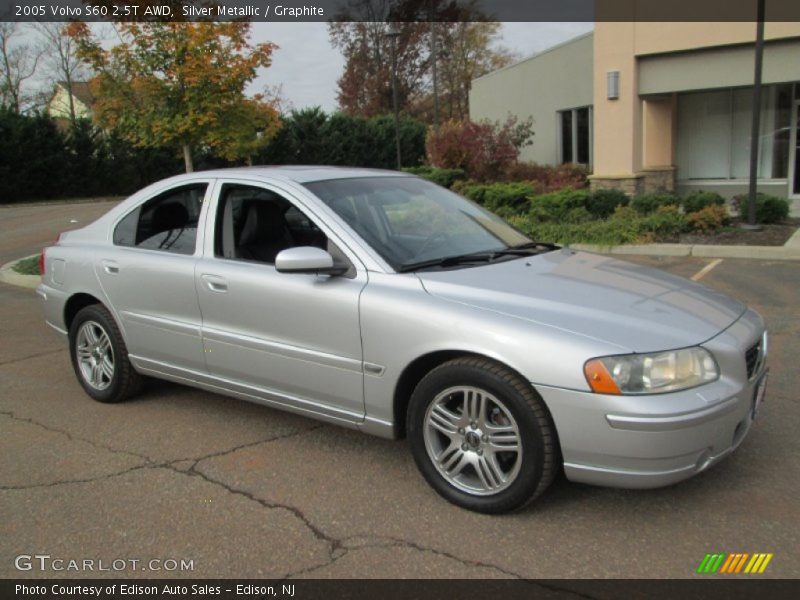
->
[194,179,367,421]
[95,180,211,373]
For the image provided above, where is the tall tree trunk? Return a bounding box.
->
[65,76,76,126]
[182,144,194,173]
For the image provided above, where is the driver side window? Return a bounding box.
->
[214,184,329,265]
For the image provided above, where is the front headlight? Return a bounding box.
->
[584,347,719,395]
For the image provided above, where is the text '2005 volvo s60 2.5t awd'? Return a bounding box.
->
[37,167,768,513]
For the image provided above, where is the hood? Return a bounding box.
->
[416,250,746,353]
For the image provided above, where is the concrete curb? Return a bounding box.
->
[570,227,800,260]
[0,255,42,289]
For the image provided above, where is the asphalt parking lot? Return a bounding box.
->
[0,200,798,579]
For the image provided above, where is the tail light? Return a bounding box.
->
[39,233,63,276]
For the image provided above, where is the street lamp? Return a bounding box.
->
[385,23,402,170]
[743,0,766,231]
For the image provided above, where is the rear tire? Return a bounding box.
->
[69,304,142,403]
[407,357,558,513]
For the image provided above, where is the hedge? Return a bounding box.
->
[256,107,426,170]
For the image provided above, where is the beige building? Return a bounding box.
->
[470,23,800,199]
[47,81,95,124]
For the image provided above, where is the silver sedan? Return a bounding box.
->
[37,167,768,513]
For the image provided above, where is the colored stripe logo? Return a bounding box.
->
[697,553,773,574]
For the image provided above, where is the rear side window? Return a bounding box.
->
[113,184,207,255]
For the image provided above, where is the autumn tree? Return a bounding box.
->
[69,22,281,172]
[434,22,514,120]
[329,21,430,118]
[0,23,42,113]
[329,0,513,121]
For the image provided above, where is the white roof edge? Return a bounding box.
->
[473,30,594,83]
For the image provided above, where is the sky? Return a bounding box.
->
[250,22,593,112]
[20,21,593,113]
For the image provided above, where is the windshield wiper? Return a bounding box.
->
[398,242,559,273]
[507,241,560,253]
[398,253,496,273]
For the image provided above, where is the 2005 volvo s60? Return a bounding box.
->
[38,167,768,513]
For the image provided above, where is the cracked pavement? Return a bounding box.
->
[0,201,798,579]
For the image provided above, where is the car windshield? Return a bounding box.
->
[304,176,542,271]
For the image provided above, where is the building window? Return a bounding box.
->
[676,84,793,180]
[559,107,592,166]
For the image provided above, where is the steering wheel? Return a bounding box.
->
[414,231,449,259]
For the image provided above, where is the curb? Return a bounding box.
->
[0,255,42,289]
[570,227,800,261]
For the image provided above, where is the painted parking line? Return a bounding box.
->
[691,259,723,281]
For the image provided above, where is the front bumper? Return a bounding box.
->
[539,308,766,489]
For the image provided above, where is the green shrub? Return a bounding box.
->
[680,191,725,214]
[520,219,644,246]
[631,193,680,215]
[642,205,689,237]
[587,189,630,219]
[11,255,39,275]
[454,181,536,216]
[528,189,590,223]
[256,107,427,170]
[402,166,466,188]
[755,195,790,224]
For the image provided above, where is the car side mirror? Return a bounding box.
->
[275,247,348,276]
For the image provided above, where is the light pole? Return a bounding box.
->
[431,21,440,128]
[386,23,402,170]
[744,0,766,231]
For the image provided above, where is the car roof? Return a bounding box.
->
[179,165,413,184]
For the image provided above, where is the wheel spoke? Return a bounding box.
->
[486,426,521,452]
[465,390,486,425]
[83,324,99,345]
[475,453,505,491]
[77,345,92,360]
[91,364,103,386]
[98,333,111,352]
[429,404,461,437]
[100,356,114,380]
[438,444,469,476]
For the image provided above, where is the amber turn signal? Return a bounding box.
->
[584,359,621,394]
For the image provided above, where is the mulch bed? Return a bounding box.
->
[675,218,799,246]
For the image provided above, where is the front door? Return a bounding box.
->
[195,181,367,421]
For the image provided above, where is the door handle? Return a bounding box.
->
[101,260,119,274]
[201,274,228,293]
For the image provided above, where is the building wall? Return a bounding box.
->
[592,19,800,196]
[47,86,91,121]
[469,33,593,165]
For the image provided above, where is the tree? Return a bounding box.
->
[69,22,281,172]
[329,20,430,118]
[435,22,514,121]
[328,0,513,122]
[35,23,90,126]
[0,23,42,113]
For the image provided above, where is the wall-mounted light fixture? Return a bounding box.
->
[607,70,620,100]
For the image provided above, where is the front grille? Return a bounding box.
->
[745,339,761,379]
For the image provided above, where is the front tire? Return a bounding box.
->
[407,357,558,513]
[69,304,142,403]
